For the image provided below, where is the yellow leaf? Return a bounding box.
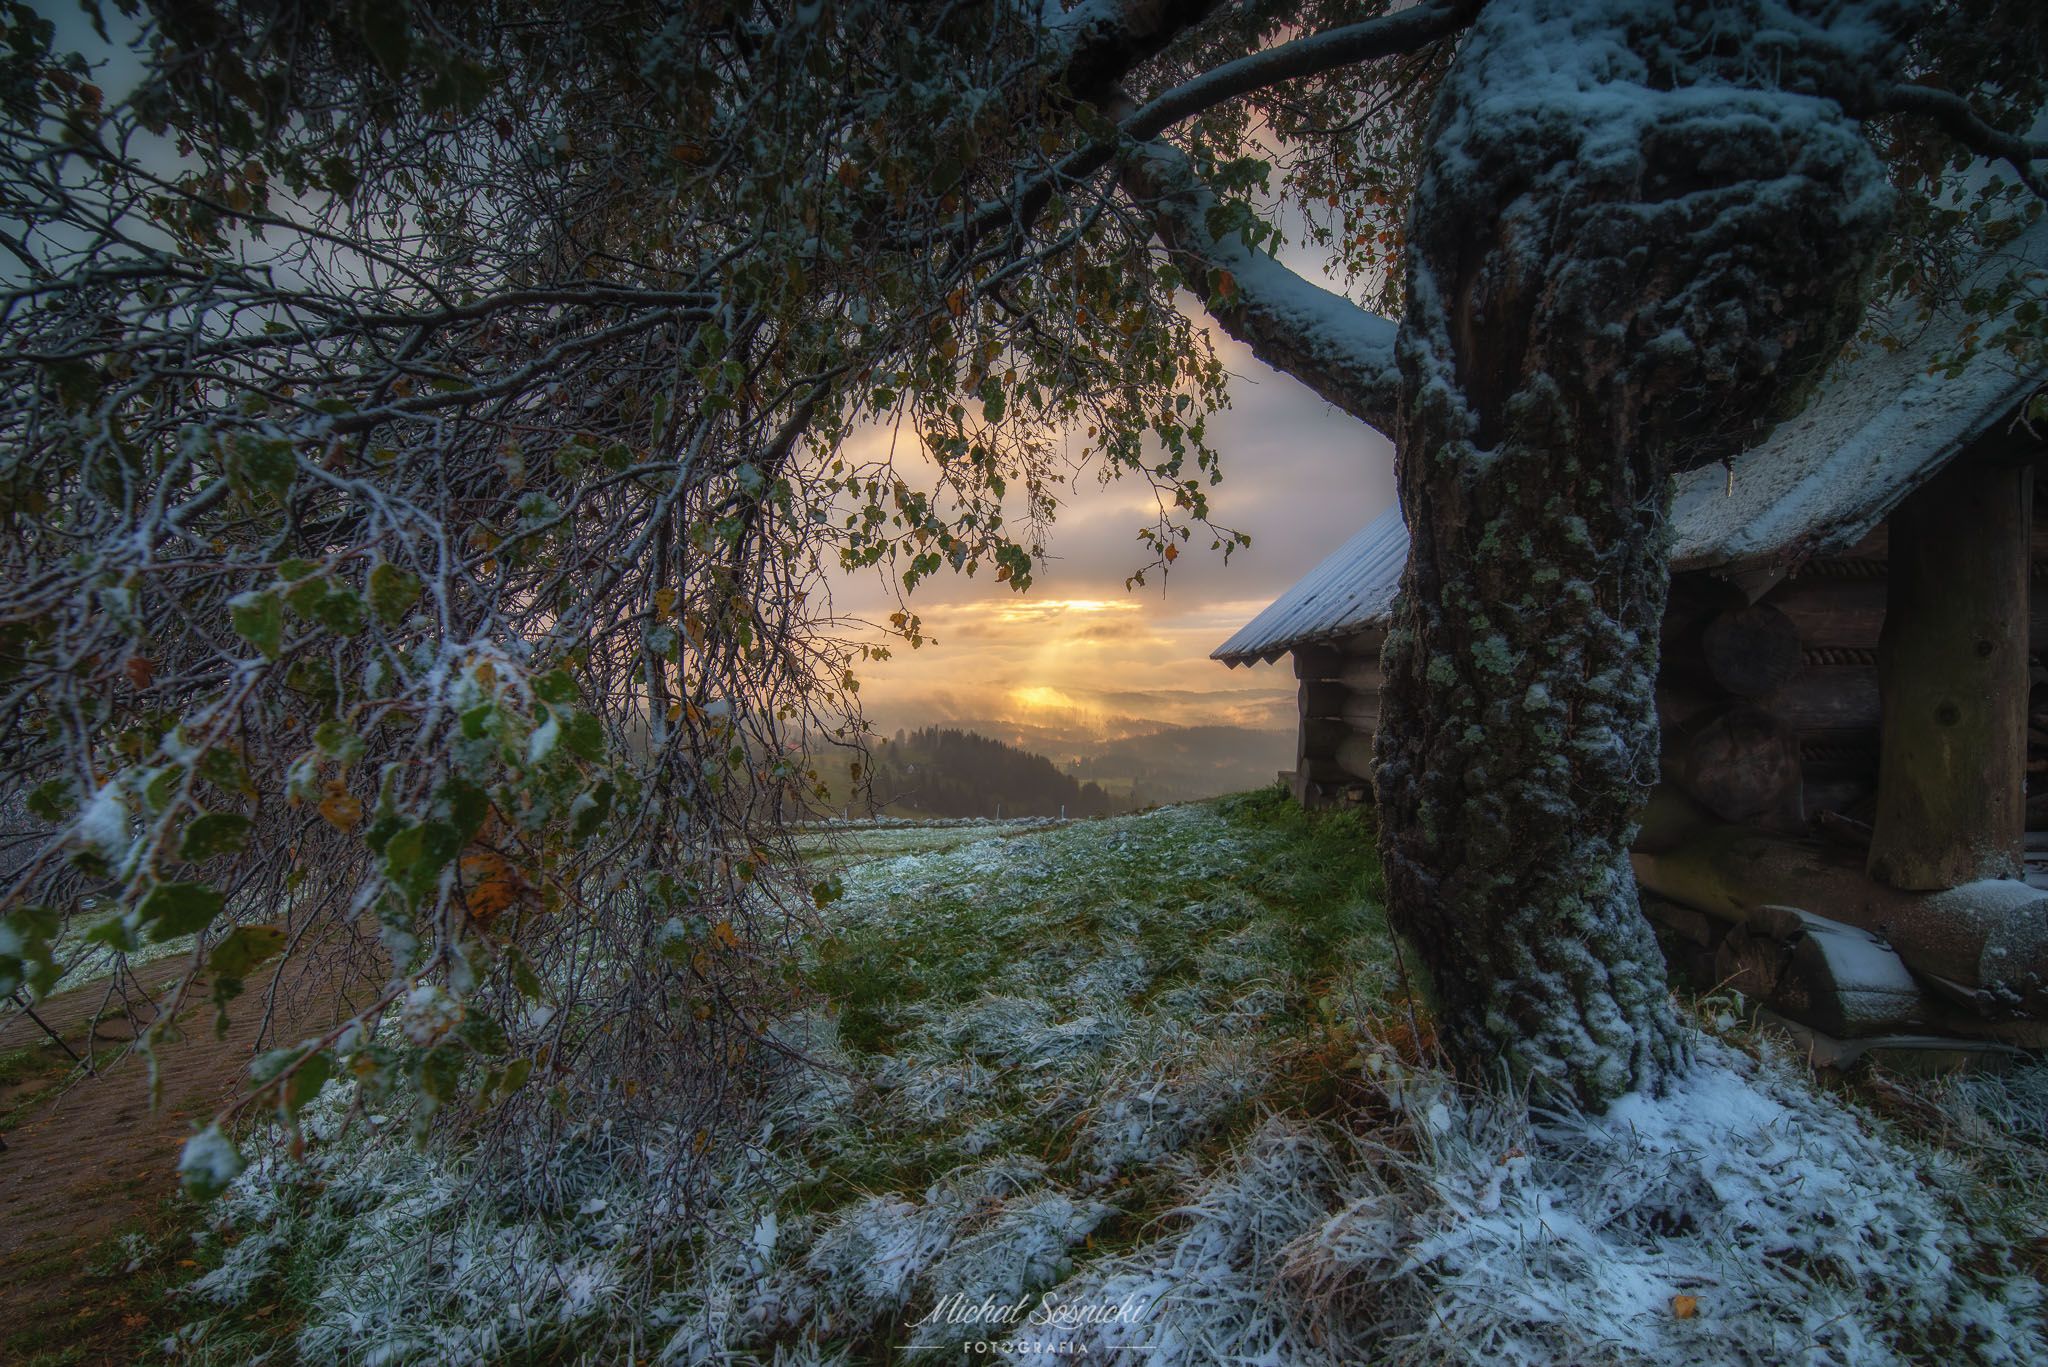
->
[1163,543,1178,563]
[692,1127,710,1154]
[711,919,738,950]
[653,587,676,616]
[1672,1294,1698,1320]
[318,787,363,831]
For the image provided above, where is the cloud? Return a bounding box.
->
[827,287,1397,750]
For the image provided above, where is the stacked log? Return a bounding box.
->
[1632,463,2044,1047]
[1634,820,2048,1022]
[1289,630,1385,808]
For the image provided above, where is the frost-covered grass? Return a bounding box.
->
[168,790,2048,1366]
[791,815,1068,867]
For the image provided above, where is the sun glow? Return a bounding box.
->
[1009,685,1077,713]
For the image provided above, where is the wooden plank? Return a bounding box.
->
[1869,459,2031,889]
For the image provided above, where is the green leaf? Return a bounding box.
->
[178,1125,244,1200]
[26,777,75,822]
[498,1056,533,1098]
[284,576,329,616]
[179,811,251,861]
[207,923,287,980]
[414,1043,464,1103]
[85,915,138,953]
[282,1049,333,1117]
[510,950,544,1001]
[226,434,295,503]
[368,561,423,625]
[436,776,488,841]
[356,0,412,79]
[138,881,224,941]
[383,821,460,901]
[320,154,360,200]
[571,781,614,841]
[230,591,283,659]
[310,585,366,636]
[196,745,252,795]
[562,711,605,762]
[0,905,62,1000]
[456,1012,508,1056]
[533,668,579,705]
[313,720,366,766]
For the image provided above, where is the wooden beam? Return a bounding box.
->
[1868,458,2032,890]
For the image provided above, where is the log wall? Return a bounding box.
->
[1286,629,1384,809]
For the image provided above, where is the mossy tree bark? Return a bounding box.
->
[1374,0,1900,1109]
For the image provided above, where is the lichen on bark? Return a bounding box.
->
[1375,0,1900,1110]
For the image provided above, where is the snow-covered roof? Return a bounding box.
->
[1668,223,2046,574]
[1216,222,2047,668]
[1211,505,1407,665]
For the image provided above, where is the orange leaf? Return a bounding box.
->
[1163,543,1178,563]
[317,787,363,831]
[460,851,522,923]
[1672,1294,1698,1320]
[124,656,154,688]
[710,919,738,950]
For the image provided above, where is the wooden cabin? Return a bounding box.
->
[1215,233,2048,1057]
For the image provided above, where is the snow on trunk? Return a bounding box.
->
[1376,0,1899,1109]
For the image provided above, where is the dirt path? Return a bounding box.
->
[0,951,375,1365]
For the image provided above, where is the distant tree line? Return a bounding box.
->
[867,729,1127,819]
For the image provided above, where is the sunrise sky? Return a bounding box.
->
[830,328,1399,752]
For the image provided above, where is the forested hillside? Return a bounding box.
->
[856,728,1127,819]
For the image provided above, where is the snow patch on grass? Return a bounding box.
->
[1281,1038,2048,1367]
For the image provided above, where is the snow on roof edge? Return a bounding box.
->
[1216,220,2048,662]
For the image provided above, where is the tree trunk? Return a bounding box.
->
[1375,0,1896,1109]
[1867,459,2032,890]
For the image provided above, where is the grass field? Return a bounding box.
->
[13,791,2045,1365]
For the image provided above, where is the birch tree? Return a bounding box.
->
[1,0,2041,1158]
